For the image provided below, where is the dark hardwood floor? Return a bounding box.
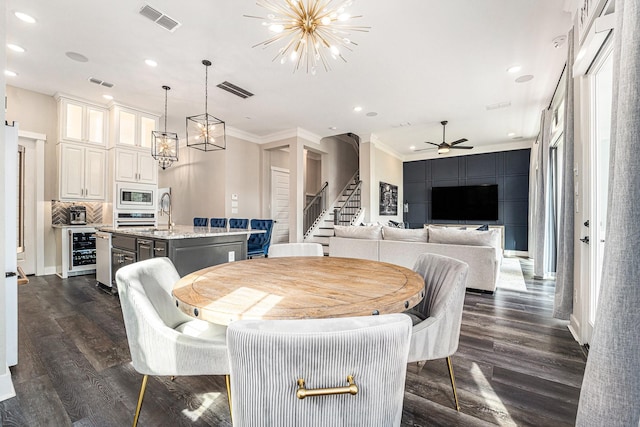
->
[0,258,585,426]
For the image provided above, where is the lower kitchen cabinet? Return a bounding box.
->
[107,230,248,280]
[111,234,136,286]
[137,238,167,261]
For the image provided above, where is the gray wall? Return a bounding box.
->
[403,149,530,251]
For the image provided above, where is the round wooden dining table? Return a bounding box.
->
[172,256,425,325]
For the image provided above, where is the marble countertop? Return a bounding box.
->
[52,223,107,229]
[97,225,265,240]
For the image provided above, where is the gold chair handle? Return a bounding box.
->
[296,375,358,399]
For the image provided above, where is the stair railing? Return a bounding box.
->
[334,180,362,226]
[304,182,328,236]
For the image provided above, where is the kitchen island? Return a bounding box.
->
[98,225,264,283]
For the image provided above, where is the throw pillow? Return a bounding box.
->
[334,224,383,240]
[428,226,501,249]
[476,224,489,231]
[382,226,428,242]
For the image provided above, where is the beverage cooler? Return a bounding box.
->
[56,227,98,278]
[71,230,97,267]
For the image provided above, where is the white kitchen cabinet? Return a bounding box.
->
[58,142,106,200]
[56,95,107,145]
[114,147,157,184]
[110,104,160,149]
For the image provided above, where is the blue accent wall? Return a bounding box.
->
[403,149,530,251]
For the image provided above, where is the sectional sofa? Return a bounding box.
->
[329,225,503,293]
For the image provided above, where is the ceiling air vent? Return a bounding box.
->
[88,77,114,88]
[139,4,181,32]
[216,81,254,99]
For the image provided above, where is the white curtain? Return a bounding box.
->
[532,109,553,278]
[576,0,640,424]
[553,28,575,319]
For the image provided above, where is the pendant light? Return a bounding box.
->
[186,59,226,151]
[151,85,179,169]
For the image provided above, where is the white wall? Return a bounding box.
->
[320,136,359,205]
[370,145,403,225]
[5,86,57,273]
[225,136,261,219]
[158,135,262,224]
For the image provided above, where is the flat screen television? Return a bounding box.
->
[431,184,498,221]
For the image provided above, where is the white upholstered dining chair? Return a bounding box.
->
[406,253,469,411]
[227,314,412,427]
[115,257,230,427]
[267,242,324,258]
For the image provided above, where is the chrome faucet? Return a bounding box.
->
[159,191,173,230]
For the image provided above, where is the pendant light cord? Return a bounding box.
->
[164,88,168,133]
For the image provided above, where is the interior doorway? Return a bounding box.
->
[17,138,37,275]
[271,167,290,244]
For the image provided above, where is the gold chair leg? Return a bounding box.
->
[446,356,460,411]
[226,375,233,424]
[133,375,149,427]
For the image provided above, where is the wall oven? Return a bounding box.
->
[114,211,157,228]
[116,183,155,210]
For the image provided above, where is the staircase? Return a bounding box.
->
[305,173,363,255]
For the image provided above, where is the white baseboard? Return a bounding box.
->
[44,266,57,276]
[0,369,16,402]
[569,314,583,345]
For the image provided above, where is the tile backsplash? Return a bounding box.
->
[51,201,103,225]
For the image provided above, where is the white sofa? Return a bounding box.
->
[329,225,502,293]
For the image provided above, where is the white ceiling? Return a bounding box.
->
[5,0,573,158]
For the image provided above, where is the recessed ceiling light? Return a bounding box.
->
[145,59,158,67]
[515,74,534,83]
[5,70,18,77]
[103,94,114,100]
[507,65,521,73]
[353,106,362,112]
[66,51,89,62]
[409,145,416,151]
[366,112,378,117]
[14,12,36,24]
[507,132,516,137]
[328,126,337,130]
[7,44,25,53]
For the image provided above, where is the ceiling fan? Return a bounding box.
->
[414,121,473,154]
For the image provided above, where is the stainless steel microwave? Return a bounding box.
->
[116,184,155,210]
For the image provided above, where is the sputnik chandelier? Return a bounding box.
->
[248,0,369,73]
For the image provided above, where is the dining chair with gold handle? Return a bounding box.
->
[227,314,412,427]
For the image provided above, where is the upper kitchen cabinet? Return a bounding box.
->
[56,94,108,145]
[109,103,160,149]
[113,148,157,185]
[58,142,106,201]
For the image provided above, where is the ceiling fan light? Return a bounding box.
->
[438,146,450,154]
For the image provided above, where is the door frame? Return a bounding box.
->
[584,39,614,344]
[18,130,46,276]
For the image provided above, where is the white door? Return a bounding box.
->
[5,125,19,366]
[271,168,290,244]
[17,138,36,275]
[586,43,613,342]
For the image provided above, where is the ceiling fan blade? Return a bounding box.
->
[424,141,440,147]
[451,145,474,149]
[450,138,468,146]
